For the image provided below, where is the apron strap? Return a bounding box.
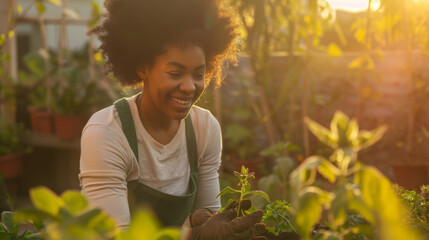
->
[185,116,198,174]
[114,97,197,172]
[114,98,139,162]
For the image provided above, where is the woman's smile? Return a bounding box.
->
[138,44,206,122]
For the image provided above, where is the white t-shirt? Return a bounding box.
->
[79,95,222,229]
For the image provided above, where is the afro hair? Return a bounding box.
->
[90,0,240,87]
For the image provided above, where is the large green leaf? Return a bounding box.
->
[291,156,337,189]
[304,117,337,149]
[13,207,59,223]
[356,125,387,150]
[118,208,162,240]
[317,158,340,183]
[295,191,322,240]
[1,211,17,233]
[30,187,63,216]
[61,191,88,215]
[355,166,421,240]
[87,211,116,235]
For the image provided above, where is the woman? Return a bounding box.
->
[79,0,267,239]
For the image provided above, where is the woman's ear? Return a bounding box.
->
[136,64,146,80]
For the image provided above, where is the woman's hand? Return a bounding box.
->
[190,200,268,240]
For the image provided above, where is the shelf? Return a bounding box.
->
[21,132,80,150]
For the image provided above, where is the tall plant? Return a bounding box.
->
[289,111,421,240]
[227,0,342,156]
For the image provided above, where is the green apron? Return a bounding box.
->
[114,98,198,227]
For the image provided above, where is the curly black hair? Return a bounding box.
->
[90,0,239,87]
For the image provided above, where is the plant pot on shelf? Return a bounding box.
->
[391,164,429,191]
[27,107,54,135]
[53,114,89,141]
[0,153,23,180]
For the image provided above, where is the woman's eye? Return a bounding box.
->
[194,73,205,80]
[168,72,182,78]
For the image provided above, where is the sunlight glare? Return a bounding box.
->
[327,0,381,12]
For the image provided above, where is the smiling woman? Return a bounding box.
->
[78,0,269,239]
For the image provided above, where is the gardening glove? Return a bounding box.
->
[190,200,268,240]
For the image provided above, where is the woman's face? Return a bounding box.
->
[140,44,206,120]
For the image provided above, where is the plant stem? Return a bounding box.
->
[278,214,297,233]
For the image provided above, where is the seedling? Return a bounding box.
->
[217,166,270,217]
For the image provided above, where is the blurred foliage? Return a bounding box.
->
[289,111,420,240]
[258,141,299,201]
[0,186,181,240]
[262,200,296,235]
[395,185,429,238]
[0,116,29,156]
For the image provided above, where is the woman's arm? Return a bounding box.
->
[192,112,222,211]
[79,123,135,229]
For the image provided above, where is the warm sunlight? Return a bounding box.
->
[327,0,381,12]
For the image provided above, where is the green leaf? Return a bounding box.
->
[29,186,63,216]
[304,117,337,149]
[1,211,17,233]
[216,186,240,198]
[7,31,14,39]
[276,157,295,180]
[244,190,270,202]
[329,186,350,227]
[87,210,116,235]
[61,191,88,215]
[120,208,161,240]
[153,228,181,240]
[35,1,45,14]
[327,43,342,56]
[0,232,16,238]
[13,207,59,223]
[46,0,61,6]
[219,199,236,213]
[295,191,322,239]
[258,175,280,194]
[0,34,6,46]
[318,230,341,240]
[331,111,351,148]
[356,125,387,150]
[355,166,421,240]
[317,158,340,183]
[63,8,79,19]
[291,156,330,188]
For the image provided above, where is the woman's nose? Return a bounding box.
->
[180,76,196,93]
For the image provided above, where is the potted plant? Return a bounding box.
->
[18,52,56,135]
[50,49,107,141]
[0,117,29,180]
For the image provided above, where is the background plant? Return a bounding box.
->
[0,116,28,156]
[262,200,296,236]
[395,185,429,238]
[289,111,421,240]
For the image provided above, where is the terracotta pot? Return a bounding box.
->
[0,153,23,180]
[53,115,89,140]
[234,157,269,179]
[27,107,54,134]
[392,164,429,191]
